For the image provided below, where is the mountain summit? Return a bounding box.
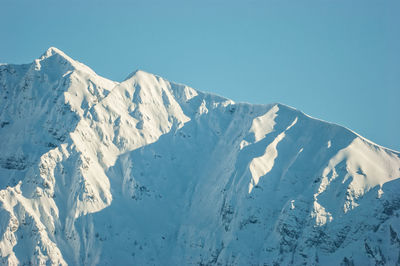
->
[0,48,399,265]
[40,47,72,60]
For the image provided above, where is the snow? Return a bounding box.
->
[248,116,298,193]
[248,104,279,142]
[0,47,400,265]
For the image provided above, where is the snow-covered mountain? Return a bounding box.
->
[0,47,399,265]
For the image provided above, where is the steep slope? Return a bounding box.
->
[0,48,399,265]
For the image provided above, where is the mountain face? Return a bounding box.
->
[0,48,399,266]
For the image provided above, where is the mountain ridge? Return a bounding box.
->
[3,47,397,155]
[0,47,399,265]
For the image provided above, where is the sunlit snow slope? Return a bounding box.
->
[0,48,399,265]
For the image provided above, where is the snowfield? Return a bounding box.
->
[0,47,399,265]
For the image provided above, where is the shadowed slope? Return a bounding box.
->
[0,48,399,265]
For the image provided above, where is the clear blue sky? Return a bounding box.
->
[1,0,399,151]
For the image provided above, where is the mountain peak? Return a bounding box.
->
[39,47,72,62]
[35,47,98,77]
[123,69,152,81]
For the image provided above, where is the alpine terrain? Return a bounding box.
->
[0,47,399,265]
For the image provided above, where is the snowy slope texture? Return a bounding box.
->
[0,48,399,266]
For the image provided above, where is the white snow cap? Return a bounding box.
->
[37,46,98,76]
[40,47,72,61]
[0,47,399,266]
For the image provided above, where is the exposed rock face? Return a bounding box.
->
[0,48,399,265]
